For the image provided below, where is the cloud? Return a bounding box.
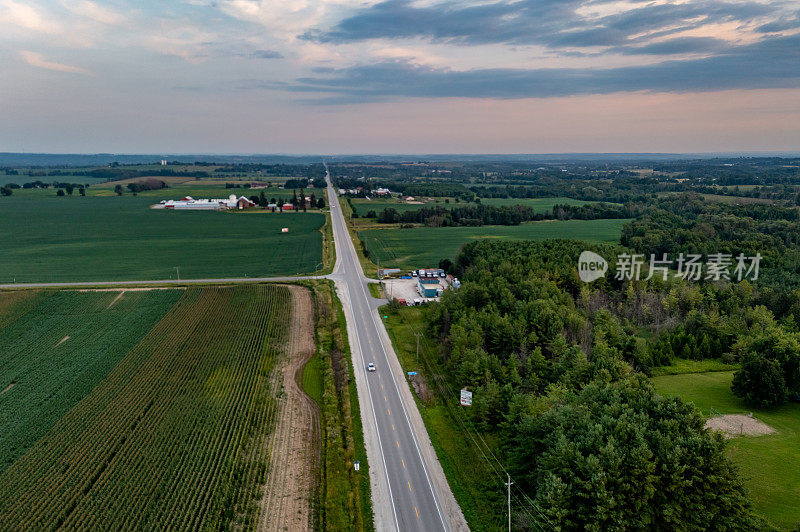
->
[305,0,784,52]
[0,0,59,33]
[615,36,729,56]
[65,1,125,26]
[19,50,91,74]
[252,49,283,59]
[756,11,800,33]
[287,33,800,103]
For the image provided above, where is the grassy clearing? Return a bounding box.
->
[652,371,800,529]
[650,358,739,376]
[0,289,182,473]
[0,195,324,282]
[360,219,628,269]
[381,305,506,529]
[317,200,336,275]
[301,351,325,407]
[303,280,373,531]
[368,283,383,299]
[0,285,290,529]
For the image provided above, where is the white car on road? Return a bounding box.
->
[367,362,376,372]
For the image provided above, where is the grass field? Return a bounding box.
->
[0,289,183,473]
[650,357,739,376]
[350,196,605,216]
[0,195,324,282]
[360,219,629,269]
[0,285,291,529]
[303,280,373,531]
[652,371,800,529]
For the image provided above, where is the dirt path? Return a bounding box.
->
[56,335,70,346]
[258,285,321,531]
[107,291,125,308]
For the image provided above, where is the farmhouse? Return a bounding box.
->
[157,194,255,210]
[373,187,391,196]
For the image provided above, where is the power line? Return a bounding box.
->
[399,315,555,530]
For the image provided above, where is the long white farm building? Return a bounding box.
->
[155,194,255,210]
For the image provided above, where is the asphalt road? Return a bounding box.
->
[325,168,465,531]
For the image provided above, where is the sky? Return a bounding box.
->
[1,0,799,154]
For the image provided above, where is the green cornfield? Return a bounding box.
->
[0,289,183,472]
[0,285,291,529]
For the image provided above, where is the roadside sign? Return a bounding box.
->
[460,389,473,406]
[354,461,360,471]
[408,371,417,376]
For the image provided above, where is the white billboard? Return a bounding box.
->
[460,389,472,406]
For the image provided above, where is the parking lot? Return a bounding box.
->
[382,277,446,305]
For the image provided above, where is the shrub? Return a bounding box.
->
[732,353,787,406]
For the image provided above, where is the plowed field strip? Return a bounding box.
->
[258,285,321,531]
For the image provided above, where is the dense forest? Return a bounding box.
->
[419,233,800,527]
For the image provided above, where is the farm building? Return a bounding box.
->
[373,187,391,196]
[282,203,294,211]
[158,194,255,210]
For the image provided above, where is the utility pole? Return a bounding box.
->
[175,266,180,281]
[506,473,513,532]
[413,332,422,363]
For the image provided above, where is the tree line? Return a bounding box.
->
[365,202,639,226]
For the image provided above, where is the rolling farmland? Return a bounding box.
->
[0,285,293,529]
[360,218,629,269]
[0,195,325,282]
[350,196,604,216]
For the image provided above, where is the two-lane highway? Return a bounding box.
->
[325,167,466,531]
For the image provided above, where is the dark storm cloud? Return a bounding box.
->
[289,33,800,103]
